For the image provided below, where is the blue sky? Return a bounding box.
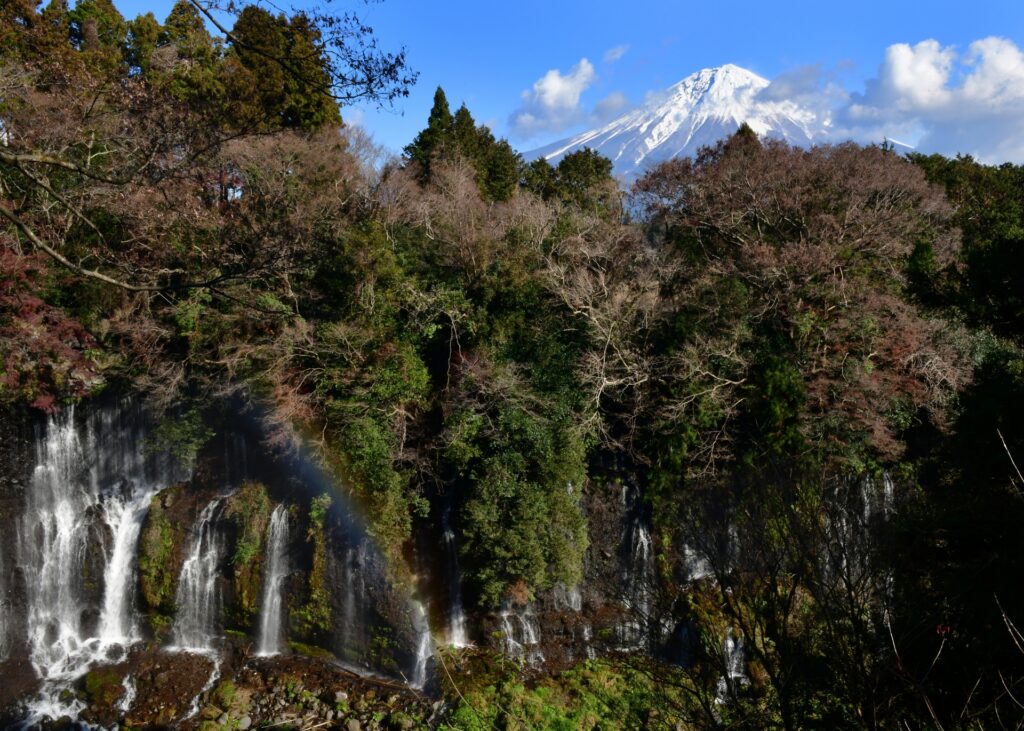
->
[116,0,1024,160]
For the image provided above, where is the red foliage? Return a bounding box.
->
[0,246,100,410]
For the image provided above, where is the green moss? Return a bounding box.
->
[149,613,173,642]
[287,641,335,660]
[223,481,272,628]
[211,680,236,708]
[83,667,123,707]
[138,486,181,620]
[293,494,333,641]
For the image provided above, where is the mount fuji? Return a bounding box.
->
[528,64,829,179]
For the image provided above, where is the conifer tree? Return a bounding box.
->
[404,86,454,180]
[125,12,160,75]
[160,0,209,49]
[68,0,127,55]
[452,104,479,159]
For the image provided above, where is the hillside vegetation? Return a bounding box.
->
[3,2,1024,727]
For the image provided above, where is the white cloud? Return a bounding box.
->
[836,36,1024,161]
[603,44,629,64]
[510,58,597,138]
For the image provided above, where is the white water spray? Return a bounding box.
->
[171,498,225,652]
[410,602,434,689]
[499,605,544,665]
[256,505,290,656]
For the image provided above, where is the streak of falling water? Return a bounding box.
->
[714,627,749,704]
[171,498,226,652]
[441,504,469,647]
[256,505,290,656]
[411,602,434,689]
[499,605,544,666]
[619,516,654,649]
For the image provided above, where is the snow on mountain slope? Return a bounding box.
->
[528,64,827,179]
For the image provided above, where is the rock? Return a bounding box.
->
[347,720,362,731]
[238,716,252,729]
[335,690,348,703]
[326,710,335,721]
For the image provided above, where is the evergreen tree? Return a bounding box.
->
[280,13,341,129]
[479,133,521,202]
[451,104,479,159]
[68,0,127,58]
[405,92,522,201]
[125,12,160,75]
[160,0,208,48]
[522,157,558,200]
[226,7,340,130]
[556,147,614,205]
[403,86,453,180]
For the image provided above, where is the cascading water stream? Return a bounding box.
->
[499,604,544,665]
[410,601,434,689]
[619,515,654,649]
[16,401,185,723]
[714,627,749,704]
[441,504,469,647]
[256,504,290,656]
[97,487,155,644]
[171,498,226,652]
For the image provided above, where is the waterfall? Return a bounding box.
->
[581,625,596,659]
[171,498,226,651]
[553,583,583,612]
[499,605,544,665]
[619,515,654,649]
[441,504,468,647]
[682,543,713,582]
[97,487,155,643]
[410,602,433,689]
[16,400,183,722]
[183,656,222,721]
[256,505,290,656]
[714,627,749,704]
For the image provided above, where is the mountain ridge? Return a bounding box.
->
[528,64,827,178]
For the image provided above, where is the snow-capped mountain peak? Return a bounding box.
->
[529,64,826,179]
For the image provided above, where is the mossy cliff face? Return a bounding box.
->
[138,483,189,638]
[292,494,333,644]
[223,481,272,630]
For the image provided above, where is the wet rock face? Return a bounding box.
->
[0,405,34,702]
[78,647,218,728]
[70,647,440,731]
